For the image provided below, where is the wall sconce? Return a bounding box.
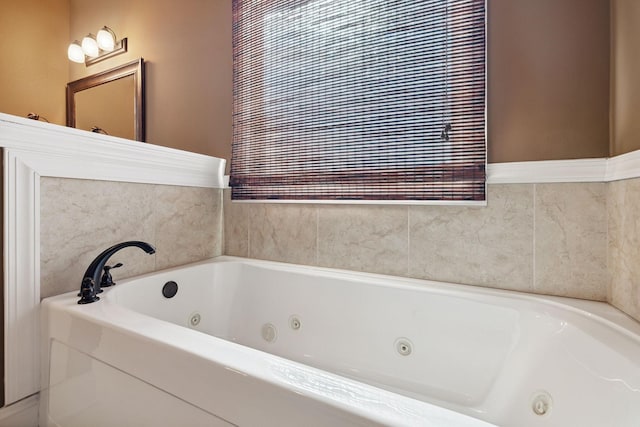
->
[67,26,128,66]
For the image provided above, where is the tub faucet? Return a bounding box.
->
[78,241,155,304]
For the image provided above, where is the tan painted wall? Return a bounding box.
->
[0,0,69,125]
[611,0,640,156]
[0,0,615,163]
[488,0,610,162]
[66,0,613,163]
[68,0,233,161]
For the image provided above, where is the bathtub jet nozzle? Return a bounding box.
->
[78,241,155,304]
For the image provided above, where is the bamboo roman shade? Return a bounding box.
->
[231,0,486,202]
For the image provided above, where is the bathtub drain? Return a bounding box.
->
[162,281,178,298]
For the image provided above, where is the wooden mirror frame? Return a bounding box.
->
[66,58,145,141]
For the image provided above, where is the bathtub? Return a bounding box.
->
[40,256,640,426]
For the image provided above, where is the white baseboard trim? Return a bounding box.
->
[0,394,39,427]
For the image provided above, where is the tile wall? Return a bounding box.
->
[39,176,638,322]
[40,177,223,299]
[608,178,640,321]
[224,183,609,301]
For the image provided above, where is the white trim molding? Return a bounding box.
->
[487,158,608,184]
[1,113,225,405]
[487,151,640,185]
[0,114,225,188]
[604,149,640,182]
[4,150,41,405]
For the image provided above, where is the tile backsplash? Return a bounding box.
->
[226,178,640,322]
[40,177,223,299]
[608,178,640,321]
[535,183,607,300]
[318,204,408,277]
[39,176,639,323]
[224,183,609,300]
[408,184,535,292]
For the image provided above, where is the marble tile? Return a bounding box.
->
[153,186,223,269]
[248,204,317,265]
[223,189,249,257]
[40,178,157,298]
[317,205,408,276]
[608,179,640,321]
[40,179,224,299]
[409,184,534,291]
[535,183,607,300]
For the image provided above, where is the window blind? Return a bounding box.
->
[231,0,486,202]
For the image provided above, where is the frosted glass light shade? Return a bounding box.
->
[96,26,116,51]
[81,35,99,57]
[67,42,85,63]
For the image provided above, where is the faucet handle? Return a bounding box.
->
[78,278,100,304]
[100,263,123,287]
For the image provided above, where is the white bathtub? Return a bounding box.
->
[40,256,640,426]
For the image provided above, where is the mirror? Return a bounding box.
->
[66,58,145,141]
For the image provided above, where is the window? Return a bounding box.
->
[231,0,486,202]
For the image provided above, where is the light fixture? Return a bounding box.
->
[67,26,127,66]
[96,26,116,51]
[67,41,85,63]
[81,34,99,57]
